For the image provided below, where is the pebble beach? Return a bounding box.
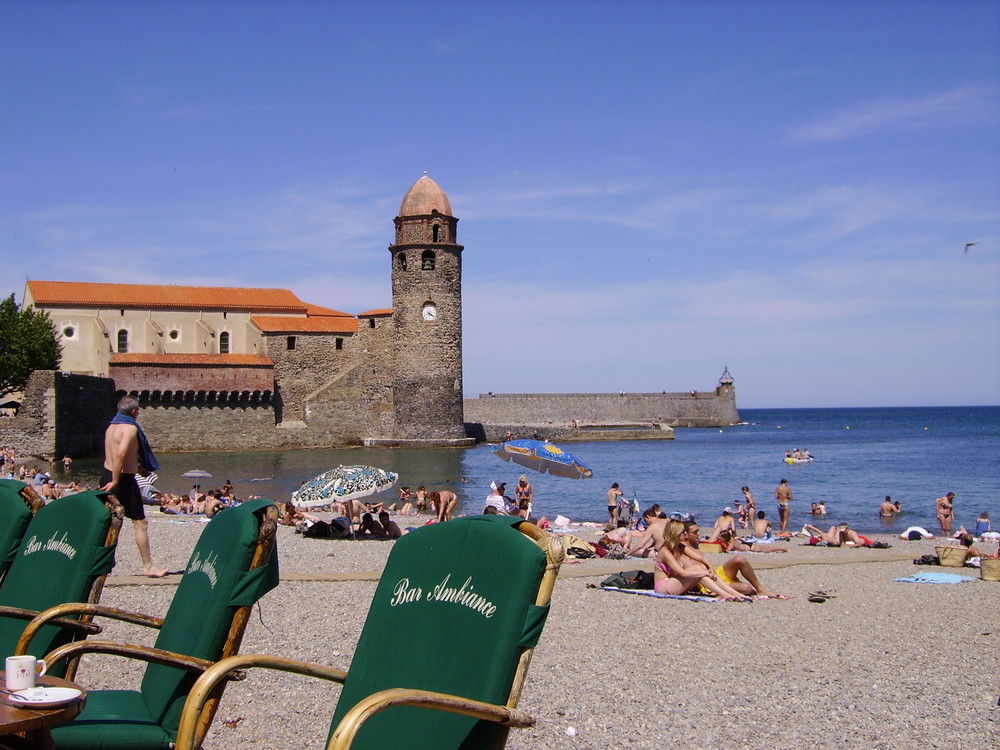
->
[74,513,999,750]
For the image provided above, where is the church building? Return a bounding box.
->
[22,174,473,449]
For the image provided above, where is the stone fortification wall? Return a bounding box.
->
[464,386,740,430]
[0,371,115,458]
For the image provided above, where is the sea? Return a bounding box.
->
[55,406,998,535]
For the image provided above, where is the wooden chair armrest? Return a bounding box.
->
[328,688,535,750]
[175,654,348,750]
[0,605,102,642]
[16,602,163,655]
[43,640,239,679]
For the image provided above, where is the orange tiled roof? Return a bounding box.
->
[358,308,393,317]
[305,303,354,318]
[250,315,359,334]
[27,280,310,314]
[110,354,274,367]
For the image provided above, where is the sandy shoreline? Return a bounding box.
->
[64,514,1000,749]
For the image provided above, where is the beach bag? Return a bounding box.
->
[980,558,1000,582]
[303,518,352,539]
[600,569,653,590]
[563,534,596,559]
[936,546,966,567]
[913,554,940,566]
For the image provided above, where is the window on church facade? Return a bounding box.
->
[220,331,230,354]
[432,224,441,242]
[336,338,343,350]
[117,329,129,352]
[421,250,435,270]
[398,254,407,271]
[287,336,296,351]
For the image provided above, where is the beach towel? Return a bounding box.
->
[598,586,728,602]
[893,572,975,584]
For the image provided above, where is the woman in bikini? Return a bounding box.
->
[515,475,534,519]
[653,520,751,600]
[936,492,955,536]
[741,486,756,521]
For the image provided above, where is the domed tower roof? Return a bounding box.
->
[399,172,453,217]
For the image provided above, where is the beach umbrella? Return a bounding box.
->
[492,439,593,479]
[292,465,399,509]
[181,469,212,479]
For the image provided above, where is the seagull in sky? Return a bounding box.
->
[964,242,978,254]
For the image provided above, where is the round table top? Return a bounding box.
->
[0,673,87,735]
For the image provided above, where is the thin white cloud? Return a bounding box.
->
[789,84,998,142]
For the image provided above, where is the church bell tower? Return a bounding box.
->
[388,173,468,443]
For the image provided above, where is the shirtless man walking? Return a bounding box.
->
[101,396,169,577]
[774,478,793,534]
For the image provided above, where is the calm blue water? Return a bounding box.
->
[62,406,998,534]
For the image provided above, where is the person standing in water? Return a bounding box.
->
[101,396,169,578]
[774,478,793,534]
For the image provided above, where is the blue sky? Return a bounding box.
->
[2,0,998,408]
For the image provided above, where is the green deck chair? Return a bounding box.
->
[175,514,565,750]
[29,498,279,750]
[0,490,121,678]
[0,479,44,585]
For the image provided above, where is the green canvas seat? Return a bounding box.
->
[0,479,43,585]
[174,514,565,750]
[1,490,120,677]
[32,498,280,750]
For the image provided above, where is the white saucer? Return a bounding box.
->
[8,687,83,708]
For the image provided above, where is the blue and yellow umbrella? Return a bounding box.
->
[492,439,593,479]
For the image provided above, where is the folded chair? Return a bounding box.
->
[175,514,565,750]
[0,490,121,678]
[28,498,279,750]
[0,479,45,584]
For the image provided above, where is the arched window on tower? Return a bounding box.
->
[421,250,436,270]
[432,224,441,242]
[219,331,230,354]
[398,253,407,271]
[117,329,129,353]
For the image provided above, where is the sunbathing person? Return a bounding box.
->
[716,527,787,553]
[358,512,388,538]
[377,510,403,539]
[204,495,226,518]
[685,522,781,596]
[750,510,775,542]
[705,507,737,542]
[626,508,668,557]
[653,520,752,600]
[158,493,187,515]
[804,522,875,547]
[899,525,935,540]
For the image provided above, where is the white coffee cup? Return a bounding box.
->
[5,655,47,691]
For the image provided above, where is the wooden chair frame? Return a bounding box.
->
[173,520,564,750]
[23,502,278,748]
[2,492,123,680]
